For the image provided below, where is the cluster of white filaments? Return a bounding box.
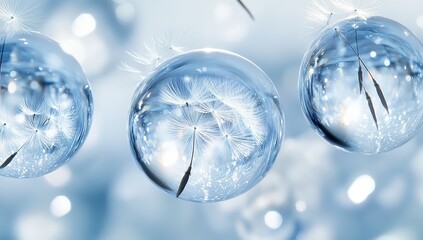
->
[306,0,381,32]
[0,92,77,168]
[124,34,186,80]
[0,0,40,34]
[162,76,266,162]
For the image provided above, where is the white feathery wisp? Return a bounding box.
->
[306,0,335,31]
[331,0,381,18]
[0,0,41,34]
[159,77,215,106]
[220,121,256,161]
[305,0,381,34]
[159,78,191,106]
[123,33,187,80]
[208,80,266,144]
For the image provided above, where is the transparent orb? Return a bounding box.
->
[0,32,93,178]
[299,16,423,154]
[129,49,284,202]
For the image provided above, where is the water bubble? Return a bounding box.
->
[128,49,284,202]
[299,16,423,154]
[0,31,93,178]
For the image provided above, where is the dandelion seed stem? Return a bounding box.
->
[176,127,196,198]
[0,133,34,169]
[0,35,6,81]
[237,0,255,20]
[41,116,51,127]
[355,29,364,94]
[326,13,333,26]
[337,29,390,113]
[336,29,376,80]
[335,28,388,129]
[354,30,359,54]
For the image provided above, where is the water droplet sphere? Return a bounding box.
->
[299,16,423,154]
[0,32,93,178]
[129,49,284,202]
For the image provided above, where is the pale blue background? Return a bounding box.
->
[1,0,423,239]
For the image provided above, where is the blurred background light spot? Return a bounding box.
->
[375,228,415,240]
[295,200,307,212]
[8,82,17,93]
[297,223,334,240]
[50,195,72,217]
[61,39,86,61]
[115,2,135,23]
[264,210,283,229]
[212,2,248,42]
[214,3,232,23]
[44,166,72,187]
[348,175,376,204]
[15,114,25,123]
[417,15,423,28]
[15,214,62,240]
[72,13,97,37]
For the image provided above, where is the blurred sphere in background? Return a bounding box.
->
[235,175,299,240]
[41,0,137,78]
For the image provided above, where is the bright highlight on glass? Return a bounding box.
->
[129,49,284,202]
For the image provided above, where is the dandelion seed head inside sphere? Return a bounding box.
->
[0,32,93,178]
[129,49,284,202]
[299,16,423,154]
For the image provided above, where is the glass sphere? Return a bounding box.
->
[0,32,93,178]
[299,16,423,154]
[129,49,284,202]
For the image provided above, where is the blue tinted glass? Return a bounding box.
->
[129,49,284,202]
[0,32,93,178]
[299,16,423,154]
